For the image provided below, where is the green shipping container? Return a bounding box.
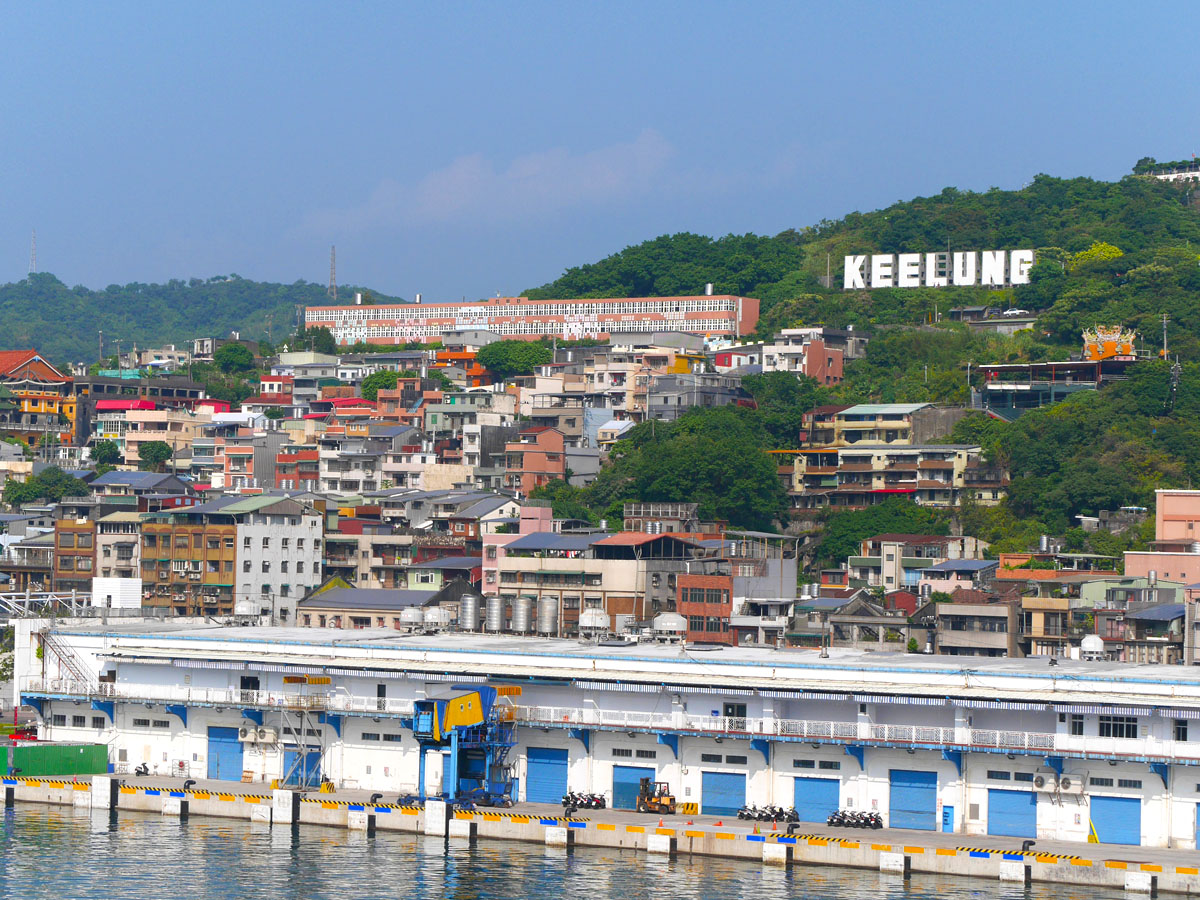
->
[7,743,109,777]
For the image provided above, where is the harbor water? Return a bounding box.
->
[0,805,1130,900]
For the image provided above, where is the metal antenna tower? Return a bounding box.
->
[328,245,337,302]
[28,230,36,275]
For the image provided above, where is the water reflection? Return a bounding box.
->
[0,806,1126,900]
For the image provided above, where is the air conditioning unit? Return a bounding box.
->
[1033,774,1053,791]
[1057,774,1085,795]
[238,725,258,743]
[257,727,278,744]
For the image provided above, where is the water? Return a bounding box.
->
[0,805,1126,900]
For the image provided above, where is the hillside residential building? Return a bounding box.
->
[759,330,845,384]
[799,403,970,448]
[0,350,77,445]
[847,534,989,591]
[502,427,565,496]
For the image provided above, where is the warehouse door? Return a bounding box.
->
[701,771,746,817]
[888,769,937,830]
[793,777,840,823]
[987,789,1036,838]
[1090,796,1141,845]
[206,727,243,781]
[612,765,656,810]
[282,749,321,787]
[525,747,568,804]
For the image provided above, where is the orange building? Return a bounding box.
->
[502,426,565,496]
[0,350,76,445]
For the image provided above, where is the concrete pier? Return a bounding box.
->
[5,773,1200,895]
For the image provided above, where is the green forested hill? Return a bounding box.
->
[526,174,1200,357]
[0,274,399,365]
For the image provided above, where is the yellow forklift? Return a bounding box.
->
[636,777,677,814]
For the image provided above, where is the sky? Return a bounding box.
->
[0,1,1194,300]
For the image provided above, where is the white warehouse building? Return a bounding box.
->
[14,620,1200,849]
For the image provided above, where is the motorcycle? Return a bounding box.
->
[134,763,149,777]
[737,804,759,820]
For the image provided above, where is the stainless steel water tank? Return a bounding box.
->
[537,596,559,636]
[511,596,533,633]
[458,592,481,631]
[485,595,505,632]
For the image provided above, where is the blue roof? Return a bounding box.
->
[925,559,998,573]
[798,596,854,610]
[407,556,482,570]
[1125,603,1185,622]
[504,532,602,552]
[92,471,173,487]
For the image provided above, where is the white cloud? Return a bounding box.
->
[299,129,674,235]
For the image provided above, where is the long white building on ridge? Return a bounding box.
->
[14,620,1200,849]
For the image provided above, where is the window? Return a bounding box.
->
[1099,715,1138,739]
[818,760,841,771]
[1177,720,1189,742]
[987,770,1011,780]
[243,561,252,573]
[91,716,105,729]
[1014,772,1034,783]
[153,720,170,729]
[725,755,747,765]
[688,615,704,632]
[1118,779,1142,789]
[59,533,75,548]
[262,537,270,549]
[281,561,289,574]
[635,749,656,759]
[383,734,403,743]
[1089,777,1114,787]
[72,715,86,727]
[262,561,270,573]
[793,759,815,769]
[132,718,151,728]
[362,733,381,741]
[296,562,305,574]
[1070,714,1084,736]
[701,753,722,763]
[297,538,305,550]
[613,748,633,758]
[281,538,289,550]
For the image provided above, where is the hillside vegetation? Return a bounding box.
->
[0,274,399,365]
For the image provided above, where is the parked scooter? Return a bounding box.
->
[134,763,149,777]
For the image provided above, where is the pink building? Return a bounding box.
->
[305,295,760,346]
[481,503,553,595]
[1124,490,1200,583]
[502,427,566,496]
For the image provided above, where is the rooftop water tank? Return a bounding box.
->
[537,596,559,636]
[485,595,505,632]
[458,592,481,631]
[511,596,533,633]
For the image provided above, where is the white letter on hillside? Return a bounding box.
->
[952,251,977,286]
[870,254,895,288]
[843,255,866,290]
[897,253,922,288]
[1010,249,1035,285]
[980,250,1006,287]
[924,252,948,287]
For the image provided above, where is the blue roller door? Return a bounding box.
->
[701,771,746,817]
[525,747,568,804]
[282,749,321,787]
[793,777,840,823]
[613,765,656,810]
[1090,796,1141,845]
[888,769,937,831]
[987,789,1036,837]
[206,727,243,781]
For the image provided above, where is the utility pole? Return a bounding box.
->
[98,330,103,366]
[328,246,337,303]
[1163,312,1169,358]
[28,229,36,275]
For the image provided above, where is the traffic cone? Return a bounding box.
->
[753,823,759,834]
[714,820,722,826]
[658,817,663,827]
[686,820,693,826]
[772,819,778,832]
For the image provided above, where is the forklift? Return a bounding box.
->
[636,777,677,814]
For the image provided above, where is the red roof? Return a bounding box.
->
[594,532,698,547]
[95,399,155,411]
[330,397,377,407]
[0,350,39,376]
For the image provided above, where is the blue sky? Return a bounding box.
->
[0,2,1192,299]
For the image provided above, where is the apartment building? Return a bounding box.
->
[96,511,142,579]
[799,403,970,448]
[789,443,997,510]
[758,329,845,384]
[847,534,988,591]
[502,427,565,496]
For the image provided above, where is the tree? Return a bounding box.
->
[294,326,337,355]
[264,407,286,420]
[3,467,89,507]
[138,441,173,473]
[815,498,948,570]
[214,342,255,374]
[92,440,121,466]
[361,369,399,401]
[476,340,553,380]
